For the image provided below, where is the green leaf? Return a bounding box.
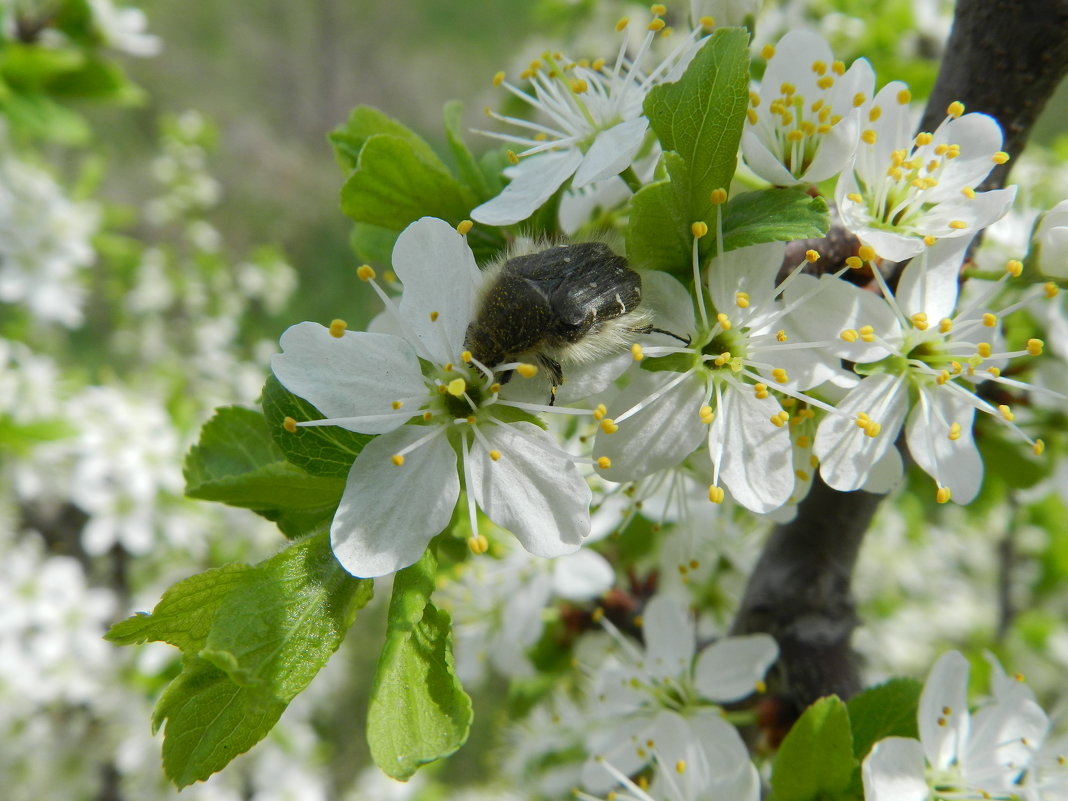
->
[105,563,254,652]
[847,678,922,760]
[978,432,1049,490]
[183,406,345,538]
[443,100,491,200]
[770,696,857,801]
[644,28,750,224]
[261,374,371,479]
[329,105,443,173]
[153,657,288,788]
[723,189,830,251]
[350,221,399,266]
[625,180,692,274]
[340,134,476,231]
[0,92,90,144]
[142,533,373,787]
[367,550,472,779]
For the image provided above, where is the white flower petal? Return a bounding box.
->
[709,386,793,514]
[641,269,696,334]
[272,322,424,433]
[708,241,785,314]
[906,387,983,503]
[918,650,971,771]
[785,274,900,363]
[551,549,614,601]
[573,118,649,188]
[470,149,583,226]
[469,421,590,557]
[862,737,930,801]
[596,371,707,482]
[331,427,459,577]
[895,244,964,321]
[393,217,482,364]
[693,633,778,703]
[815,373,908,492]
[741,129,799,186]
[640,594,696,680]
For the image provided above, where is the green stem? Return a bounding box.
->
[619,166,643,193]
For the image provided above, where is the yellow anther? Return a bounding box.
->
[506,150,520,165]
[840,328,859,343]
[936,370,950,385]
[809,453,820,469]
[698,15,715,29]
[855,412,871,427]
[786,129,804,143]
[754,383,769,399]
[986,367,1000,377]
[776,329,788,342]
[780,82,796,96]
[961,186,976,199]
[897,88,912,105]
[283,416,298,433]
[796,434,811,449]
[429,311,440,322]
[492,71,506,87]
[571,78,589,93]
[977,342,992,358]
[600,418,619,434]
[914,132,933,146]
[746,108,759,125]
[936,486,952,504]
[993,151,1010,164]
[1027,338,1044,355]
[859,325,875,342]
[998,404,1015,422]
[699,405,714,424]
[647,17,666,32]
[466,415,476,425]
[949,220,968,230]
[924,235,938,247]
[735,291,750,309]
[456,219,474,235]
[999,259,1022,278]
[938,318,953,334]
[856,245,875,262]
[391,400,403,410]
[1045,282,1059,298]
[708,485,725,504]
[592,57,606,71]
[489,449,502,462]
[948,422,962,441]
[597,456,612,469]
[950,360,963,374]
[329,318,347,337]
[631,343,645,361]
[771,410,790,427]
[392,454,405,467]
[845,256,863,270]
[710,188,728,205]
[516,363,538,378]
[755,679,768,694]
[771,368,788,384]
[865,421,881,438]
[910,312,929,331]
[811,59,827,75]
[714,351,732,367]
[716,312,732,330]
[846,192,863,204]
[443,362,453,371]
[691,221,709,238]
[978,312,996,328]
[802,249,820,264]
[447,378,467,396]
[422,410,433,421]
[817,75,834,90]
[1034,439,1045,456]
[795,469,810,481]
[489,382,501,394]
[761,44,776,60]
[468,534,489,555]
[615,16,629,31]
[357,264,376,281]
[861,129,877,145]
[650,3,666,14]
[593,403,607,421]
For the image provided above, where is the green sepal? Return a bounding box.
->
[183,405,345,539]
[367,549,472,780]
[722,189,830,251]
[770,695,857,801]
[329,105,443,173]
[626,179,692,274]
[261,373,370,479]
[640,352,696,374]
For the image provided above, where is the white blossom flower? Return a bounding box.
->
[0,143,98,327]
[471,11,706,226]
[581,594,776,792]
[836,84,1017,263]
[271,217,593,578]
[862,650,1050,801]
[801,249,1056,503]
[88,0,162,57]
[1031,198,1068,280]
[594,237,846,514]
[742,29,875,186]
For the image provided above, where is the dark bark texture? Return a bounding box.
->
[730,0,1068,719]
